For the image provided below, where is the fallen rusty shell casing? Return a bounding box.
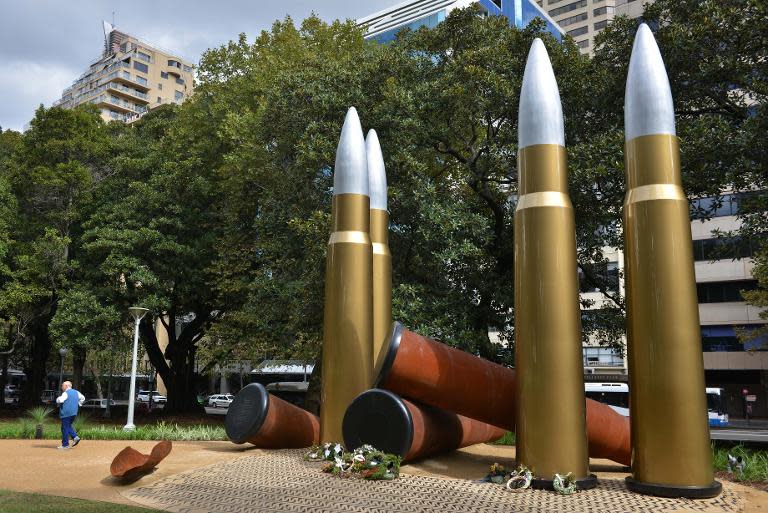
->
[343,388,506,462]
[226,383,319,448]
[376,322,631,466]
[110,440,172,480]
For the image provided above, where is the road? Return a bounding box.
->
[711,428,768,443]
[205,406,228,416]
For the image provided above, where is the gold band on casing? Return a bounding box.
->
[514,143,590,482]
[623,133,715,488]
[516,191,571,211]
[624,183,685,205]
[370,208,392,370]
[328,231,370,245]
[321,193,373,443]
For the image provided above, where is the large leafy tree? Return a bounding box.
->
[1,105,114,405]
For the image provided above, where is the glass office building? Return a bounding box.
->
[357,0,563,44]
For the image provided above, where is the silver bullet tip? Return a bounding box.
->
[366,129,387,211]
[518,38,564,149]
[625,23,675,140]
[334,107,369,196]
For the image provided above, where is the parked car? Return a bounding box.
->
[208,394,234,408]
[80,398,116,410]
[136,390,167,403]
[40,390,58,405]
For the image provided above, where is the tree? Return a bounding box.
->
[1,105,113,405]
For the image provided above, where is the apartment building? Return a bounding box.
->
[357,0,564,43]
[536,0,648,54]
[54,22,195,123]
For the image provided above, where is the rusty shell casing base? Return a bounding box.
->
[320,193,374,443]
[342,388,506,462]
[623,134,719,497]
[514,144,590,484]
[376,323,631,466]
[370,208,392,370]
[225,383,319,448]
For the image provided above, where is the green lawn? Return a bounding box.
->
[0,490,164,513]
[0,419,226,441]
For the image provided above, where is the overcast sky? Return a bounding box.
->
[0,1,395,131]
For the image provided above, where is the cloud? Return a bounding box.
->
[0,0,395,131]
[0,60,77,131]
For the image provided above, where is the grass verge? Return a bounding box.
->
[492,431,515,446]
[0,418,226,441]
[712,442,768,489]
[0,489,164,513]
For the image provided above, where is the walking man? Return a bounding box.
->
[56,381,85,450]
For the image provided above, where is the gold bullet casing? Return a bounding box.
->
[514,144,591,483]
[370,208,392,368]
[320,194,374,443]
[624,134,715,489]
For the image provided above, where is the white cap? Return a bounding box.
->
[334,107,369,196]
[518,38,565,149]
[625,23,675,140]
[366,129,387,211]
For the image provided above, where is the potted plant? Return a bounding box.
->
[27,406,53,439]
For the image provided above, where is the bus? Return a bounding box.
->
[706,387,729,427]
[584,382,629,417]
[584,383,729,428]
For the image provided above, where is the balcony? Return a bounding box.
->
[106,82,150,103]
[95,94,148,115]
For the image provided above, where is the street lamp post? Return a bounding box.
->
[58,347,68,390]
[124,306,149,431]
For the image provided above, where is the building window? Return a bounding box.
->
[168,59,182,69]
[578,261,619,293]
[567,25,589,36]
[593,6,614,16]
[183,65,193,73]
[175,77,184,85]
[174,90,184,100]
[133,61,149,73]
[582,346,624,369]
[137,51,152,62]
[161,71,168,79]
[122,71,131,79]
[576,39,589,48]
[549,0,587,18]
[697,280,758,303]
[702,325,767,352]
[158,83,163,90]
[692,236,760,262]
[559,12,589,26]
[157,96,162,103]
[135,76,148,86]
[690,191,762,220]
[594,20,608,30]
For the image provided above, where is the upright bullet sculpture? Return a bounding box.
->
[366,130,392,368]
[623,25,720,498]
[320,107,374,443]
[514,39,594,489]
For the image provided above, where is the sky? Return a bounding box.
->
[0,1,396,132]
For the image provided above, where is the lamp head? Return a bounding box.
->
[129,306,150,322]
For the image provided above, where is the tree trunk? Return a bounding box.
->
[22,319,52,408]
[88,357,103,399]
[72,347,86,390]
[0,355,7,409]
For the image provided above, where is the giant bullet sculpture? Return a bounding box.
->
[320,107,374,443]
[226,383,319,448]
[366,130,392,368]
[343,389,506,462]
[377,323,632,466]
[623,25,720,498]
[514,39,593,489]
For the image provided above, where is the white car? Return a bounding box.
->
[208,394,234,408]
[81,398,116,410]
[136,390,167,403]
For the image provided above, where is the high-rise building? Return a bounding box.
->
[54,22,195,123]
[356,0,564,44]
[537,0,651,55]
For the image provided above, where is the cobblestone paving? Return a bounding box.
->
[124,449,744,513]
